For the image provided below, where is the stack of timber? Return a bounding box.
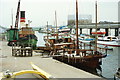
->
[12,43,32,57]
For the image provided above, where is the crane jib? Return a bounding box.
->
[15,0,21,28]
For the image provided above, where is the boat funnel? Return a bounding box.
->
[20,11,26,27]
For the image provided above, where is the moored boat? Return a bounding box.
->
[98,36,119,41]
[18,26,38,49]
[58,26,71,33]
[17,10,37,49]
[43,0,107,75]
[6,0,37,50]
[79,34,95,41]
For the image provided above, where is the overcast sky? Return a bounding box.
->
[0,0,119,28]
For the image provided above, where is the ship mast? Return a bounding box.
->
[76,0,79,55]
[11,9,13,28]
[47,21,48,40]
[95,1,98,53]
[55,11,58,40]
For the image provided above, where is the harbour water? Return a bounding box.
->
[35,31,119,79]
[35,31,46,47]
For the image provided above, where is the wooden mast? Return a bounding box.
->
[95,1,98,53]
[76,0,79,55]
[47,21,48,40]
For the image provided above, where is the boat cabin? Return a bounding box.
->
[19,27,34,37]
[104,36,119,41]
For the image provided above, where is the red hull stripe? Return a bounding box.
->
[20,18,25,19]
[91,32,106,34]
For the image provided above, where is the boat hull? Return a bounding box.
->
[53,56,102,74]
[53,55,102,69]
[18,34,38,49]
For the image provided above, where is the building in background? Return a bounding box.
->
[67,14,92,26]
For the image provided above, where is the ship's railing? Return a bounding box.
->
[44,34,71,40]
[70,35,109,55]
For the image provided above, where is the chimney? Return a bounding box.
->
[20,11,25,27]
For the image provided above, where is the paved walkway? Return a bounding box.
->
[0,41,104,79]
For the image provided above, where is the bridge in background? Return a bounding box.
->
[72,23,120,36]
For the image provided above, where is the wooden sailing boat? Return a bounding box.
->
[43,11,73,49]
[41,0,107,75]
[40,11,74,55]
[52,0,107,74]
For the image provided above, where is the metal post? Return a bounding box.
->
[90,28,92,35]
[80,28,82,34]
[105,28,109,36]
[115,28,119,36]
